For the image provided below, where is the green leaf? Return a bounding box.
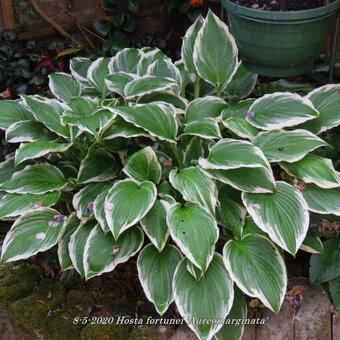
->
[21,95,70,138]
[138,91,187,110]
[14,141,71,165]
[105,179,157,239]
[302,186,340,216]
[77,148,119,184]
[253,129,327,163]
[0,191,60,219]
[48,72,81,103]
[137,244,182,315]
[222,116,259,140]
[329,277,340,310]
[93,186,111,233]
[123,147,162,184]
[222,99,254,118]
[247,93,319,130]
[215,288,247,340]
[302,84,340,134]
[181,16,204,74]
[6,121,56,143]
[137,48,168,76]
[84,225,144,279]
[1,208,65,262]
[185,96,227,123]
[0,164,66,194]
[0,156,24,183]
[73,183,110,220]
[280,155,340,189]
[105,72,135,97]
[224,63,257,100]
[70,57,92,85]
[102,117,149,139]
[173,254,234,340]
[182,118,221,139]
[147,59,182,86]
[223,234,286,313]
[198,138,271,170]
[87,57,110,94]
[300,235,324,254]
[109,48,142,73]
[124,75,180,98]
[69,221,95,277]
[0,100,33,129]
[140,196,174,252]
[193,11,238,91]
[111,103,178,143]
[167,203,218,272]
[309,237,340,285]
[57,213,80,271]
[242,181,309,255]
[183,137,204,167]
[169,167,217,214]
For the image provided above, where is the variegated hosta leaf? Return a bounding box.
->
[181,118,221,139]
[137,244,182,315]
[124,75,180,98]
[102,117,149,139]
[193,10,238,91]
[93,186,110,233]
[140,196,174,252]
[137,48,168,76]
[69,221,95,277]
[110,103,178,143]
[253,129,327,163]
[280,155,340,189]
[105,179,157,239]
[0,164,66,194]
[84,225,144,279]
[302,84,340,134]
[301,235,324,254]
[147,59,182,85]
[21,95,70,138]
[1,208,65,262]
[48,72,81,103]
[6,121,56,143]
[242,181,309,255]
[173,254,234,340]
[183,136,204,167]
[222,98,254,118]
[0,156,24,183]
[167,203,218,272]
[77,148,119,184]
[123,147,162,184]
[185,96,227,123]
[215,288,247,340]
[73,182,110,220]
[169,166,217,214]
[14,141,72,166]
[105,72,135,97]
[87,57,110,95]
[70,57,92,86]
[222,116,259,140]
[223,234,287,313]
[181,16,204,75]
[218,187,246,239]
[246,92,319,130]
[202,167,276,193]
[138,91,187,110]
[109,48,142,74]
[301,186,340,216]
[198,138,271,170]
[0,191,60,219]
[58,213,80,271]
[0,100,33,129]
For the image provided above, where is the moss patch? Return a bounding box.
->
[80,323,132,340]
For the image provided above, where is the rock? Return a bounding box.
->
[80,323,131,340]
[333,309,340,340]
[0,310,24,340]
[171,325,197,340]
[131,324,174,339]
[0,263,40,309]
[241,324,256,340]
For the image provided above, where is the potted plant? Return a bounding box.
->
[222,0,340,77]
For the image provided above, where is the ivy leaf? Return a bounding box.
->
[173,254,234,340]
[84,225,144,279]
[223,234,287,313]
[167,203,218,272]
[48,72,81,103]
[0,100,33,129]
[1,208,65,262]
[137,244,182,315]
[242,181,309,255]
[105,179,157,239]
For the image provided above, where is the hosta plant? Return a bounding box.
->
[1,10,340,340]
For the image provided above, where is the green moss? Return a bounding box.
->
[0,262,40,309]
[80,323,132,340]
[9,279,66,332]
[130,325,161,340]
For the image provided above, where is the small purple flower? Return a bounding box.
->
[246,111,255,119]
[49,215,66,228]
[87,202,94,213]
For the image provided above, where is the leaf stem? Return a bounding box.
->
[216,82,222,97]
[194,76,201,98]
[170,143,183,168]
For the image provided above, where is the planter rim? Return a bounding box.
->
[222,0,340,21]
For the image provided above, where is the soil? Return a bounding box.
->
[232,0,331,11]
